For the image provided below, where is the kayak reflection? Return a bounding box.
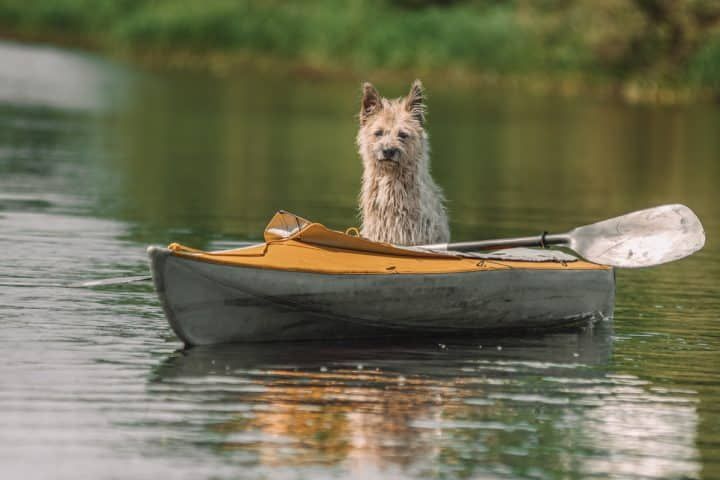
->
[148,326,614,475]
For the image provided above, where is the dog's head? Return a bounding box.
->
[357,80,427,171]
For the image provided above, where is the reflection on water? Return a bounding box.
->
[0,40,718,479]
[148,328,697,479]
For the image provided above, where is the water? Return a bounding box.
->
[0,40,718,479]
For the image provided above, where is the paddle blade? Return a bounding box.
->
[569,204,705,268]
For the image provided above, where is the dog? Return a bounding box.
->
[357,79,450,246]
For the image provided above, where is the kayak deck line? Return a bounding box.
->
[167,239,609,275]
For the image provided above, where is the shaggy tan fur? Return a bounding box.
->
[357,80,450,246]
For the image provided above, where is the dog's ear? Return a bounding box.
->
[360,82,381,125]
[405,79,426,125]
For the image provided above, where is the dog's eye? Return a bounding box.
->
[374,130,384,137]
[398,131,409,140]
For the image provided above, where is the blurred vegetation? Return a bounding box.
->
[0,0,719,99]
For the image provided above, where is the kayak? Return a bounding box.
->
[148,211,615,346]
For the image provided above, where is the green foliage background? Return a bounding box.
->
[1,0,719,92]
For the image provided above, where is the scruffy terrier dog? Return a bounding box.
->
[357,80,450,246]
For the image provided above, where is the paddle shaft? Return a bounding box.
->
[422,232,570,252]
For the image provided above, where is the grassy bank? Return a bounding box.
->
[1,0,719,102]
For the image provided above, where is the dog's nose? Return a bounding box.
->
[382,147,399,159]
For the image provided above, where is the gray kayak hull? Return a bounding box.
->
[148,247,615,346]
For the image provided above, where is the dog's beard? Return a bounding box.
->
[376,159,400,172]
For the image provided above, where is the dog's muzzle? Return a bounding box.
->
[379,147,400,163]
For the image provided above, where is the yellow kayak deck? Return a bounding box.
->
[167,212,609,275]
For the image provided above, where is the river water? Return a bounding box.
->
[0,40,718,479]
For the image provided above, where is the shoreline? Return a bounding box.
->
[1,30,716,106]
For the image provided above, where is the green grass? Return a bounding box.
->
[0,0,719,98]
[25,0,548,73]
[690,34,720,89]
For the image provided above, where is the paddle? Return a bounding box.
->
[71,204,705,288]
[69,275,152,288]
[419,204,705,268]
